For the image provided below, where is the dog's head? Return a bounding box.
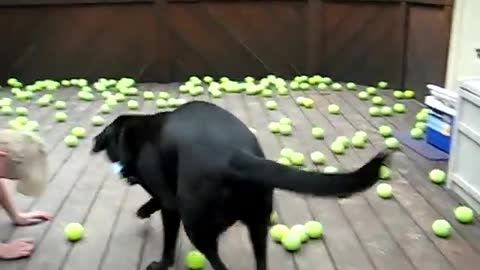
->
[91,114,141,163]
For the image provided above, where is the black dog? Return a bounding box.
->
[92,100,390,270]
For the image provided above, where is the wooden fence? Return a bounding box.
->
[0,0,454,99]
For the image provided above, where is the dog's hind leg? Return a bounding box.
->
[184,225,228,270]
[245,221,268,270]
[146,209,181,270]
[136,198,162,219]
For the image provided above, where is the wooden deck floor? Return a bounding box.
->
[1,82,480,270]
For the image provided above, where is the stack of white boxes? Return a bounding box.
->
[447,78,480,212]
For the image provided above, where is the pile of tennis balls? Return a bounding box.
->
[269,219,324,252]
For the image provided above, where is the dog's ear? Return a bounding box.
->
[92,126,110,153]
[91,115,129,153]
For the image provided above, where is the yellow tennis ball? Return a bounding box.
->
[64,222,85,242]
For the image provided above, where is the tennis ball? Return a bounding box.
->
[64,222,84,242]
[404,90,415,98]
[175,98,187,107]
[355,130,368,140]
[318,83,328,90]
[454,206,475,224]
[310,151,326,165]
[432,219,451,238]
[302,98,315,108]
[37,97,50,107]
[324,166,338,174]
[155,99,167,108]
[280,148,294,159]
[64,135,79,147]
[185,251,206,270]
[279,117,292,125]
[54,101,67,110]
[281,231,302,252]
[369,107,381,116]
[269,122,281,133]
[261,89,273,97]
[378,125,393,137]
[290,224,309,242]
[156,92,169,100]
[290,152,305,166]
[143,91,155,100]
[55,112,68,122]
[385,137,400,149]
[115,93,126,102]
[376,183,393,199]
[429,169,446,184]
[331,83,342,91]
[71,127,86,138]
[210,89,223,98]
[0,98,12,107]
[127,100,139,110]
[322,77,332,84]
[372,96,384,105]
[278,157,292,166]
[393,90,404,99]
[311,127,325,139]
[203,76,213,83]
[106,98,118,107]
[379,165,391,180]
[410,128,424,139]
[328,104,340,114]
[1,106,13,115]
[265,100,278,110]
[416,112,428,122]
[346,82,356,90]
[393,103,406,113]
[415,122,427,131]
[378,81,388,88]
[279,124,293,136]
[296,96,306,105]
[336,136,350,147]
[351,135,366,148]
[82,86,92,92]
[299,82,310,90]
[101,104,111,114]
[16,116,28,125]
[91,116,105,126]
[16,107,28,116]
[381,106,393,116]
[270,224,289,242]
[366,87,377,95]
[305,221,323,238]
[278,87,289,95]
[330,141,345,154]
[358,91,369,100]
[25,121,39,131]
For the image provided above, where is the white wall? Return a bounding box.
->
[445,0,480,91]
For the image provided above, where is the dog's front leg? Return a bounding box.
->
[137,147,177,211]
[146,209,181,270]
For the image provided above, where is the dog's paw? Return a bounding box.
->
[146,261,168,270]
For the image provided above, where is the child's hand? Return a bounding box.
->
[14,211,52,226]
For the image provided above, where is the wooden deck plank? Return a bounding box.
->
[332,88,480,269]
[243,93,334,270]
[287,89,419,270]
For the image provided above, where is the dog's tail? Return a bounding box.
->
[228,149,390,197]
